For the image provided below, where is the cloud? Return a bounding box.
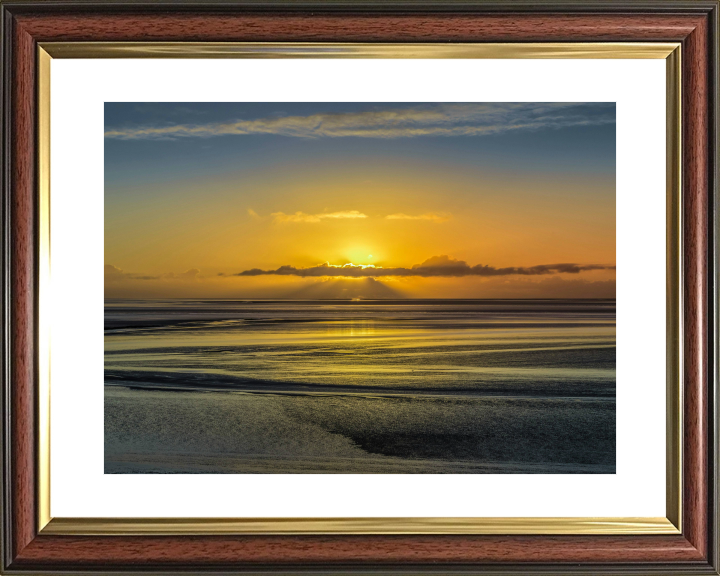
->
[272,210,367,223]
[105,264,159,282]
[105,264,200,282]
[104,103,615,141]
[416,255,465,267]
[232,256,615,278]
[105,264,131,282]
[247,208,261,220]
[162,268,200,280]
[385,212,451,222]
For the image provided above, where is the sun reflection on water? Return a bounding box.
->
[325,320,377,338]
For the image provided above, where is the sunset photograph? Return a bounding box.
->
[104,102,616,473]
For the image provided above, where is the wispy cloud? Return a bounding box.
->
[105,264,200,282]
[247,208,261,220]
[272,210,367,223]
[105,264,158,282]
[104,103,615,141]
[164,268,200,280]
[232,255,615,278]
[386,212,451,222]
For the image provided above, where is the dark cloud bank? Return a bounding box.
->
[230,255,615,279]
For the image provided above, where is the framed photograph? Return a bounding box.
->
[1,1,718,574]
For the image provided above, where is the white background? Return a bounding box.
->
[50,58,666,518]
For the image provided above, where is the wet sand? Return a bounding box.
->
[105,386,615,474]
[105,299,616,474]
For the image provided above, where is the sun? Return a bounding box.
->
[344,246,379,265]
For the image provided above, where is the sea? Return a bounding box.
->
[104,299,616,474]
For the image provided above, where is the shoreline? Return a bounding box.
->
[106,380,616,402]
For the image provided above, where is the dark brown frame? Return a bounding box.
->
[1,1,718,573]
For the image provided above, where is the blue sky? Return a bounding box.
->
[105,102,615,190]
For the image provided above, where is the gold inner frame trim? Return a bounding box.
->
[36,42,683,536]
[37,46,51,533]
[40,41,679,59]
[665,45,683,531]
[43,516,678,536]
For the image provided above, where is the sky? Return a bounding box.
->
[105,102,616,299]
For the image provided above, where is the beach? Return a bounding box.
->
[105,299,616,474]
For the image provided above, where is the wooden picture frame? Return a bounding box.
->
[1,1,718,573]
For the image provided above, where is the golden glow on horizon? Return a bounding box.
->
[105,146,615,299]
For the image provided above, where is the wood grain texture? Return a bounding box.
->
[682,14,710,560]
[9,18,36,562]
[10,534,707,566]
[2,4,717,573]
[13,12,704,42]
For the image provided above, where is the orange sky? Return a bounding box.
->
[105,102,615,299]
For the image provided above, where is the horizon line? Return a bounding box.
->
[103,296,617,301]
